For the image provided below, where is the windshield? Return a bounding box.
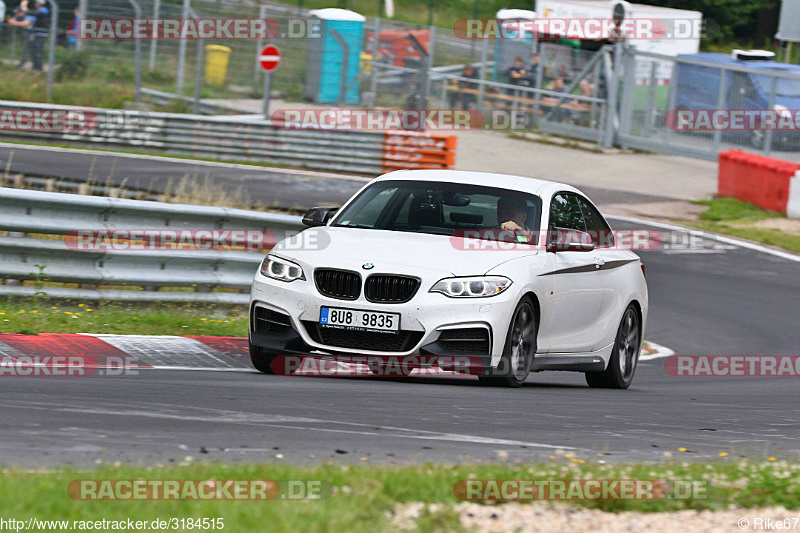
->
[331,180,543,245]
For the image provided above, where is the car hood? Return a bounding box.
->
[273,226,538,277]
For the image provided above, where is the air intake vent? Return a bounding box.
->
[253,308,292,335]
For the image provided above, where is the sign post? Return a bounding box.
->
[259,44,281,119]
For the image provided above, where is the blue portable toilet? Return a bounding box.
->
[304,8,365,104]
[493,9,537,83]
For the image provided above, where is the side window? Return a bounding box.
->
[549,193,586,231]
[577,195,614,248]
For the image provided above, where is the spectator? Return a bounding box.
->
[548,77,566,92]
[448,64,479,109]
[405,82,425,131]
[525,53,540,88]
[29,0,50,71]
[7,0,37,70]
[578,79,594,97]
[66,7,80,48]
[507,56,527,87]
[547,78,568,121]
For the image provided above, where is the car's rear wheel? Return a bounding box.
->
[249,341,278,374]
[585,304,640,389]
[479,297,536,388]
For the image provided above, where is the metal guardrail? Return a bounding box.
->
[0,101,388,175]
[0,101,458,174]
[0,187,306,303]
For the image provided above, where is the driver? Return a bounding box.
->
[497,197,528,232]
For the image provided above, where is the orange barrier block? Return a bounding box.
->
[718,150,799,214]
[382,131,457,171]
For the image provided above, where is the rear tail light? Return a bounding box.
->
[641,262,646,280]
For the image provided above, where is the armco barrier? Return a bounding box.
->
[718,150,800,218]
[0,187,306,303]
[0,102,457,175]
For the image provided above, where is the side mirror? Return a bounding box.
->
[302,206,339,227]
[546,227,596,252]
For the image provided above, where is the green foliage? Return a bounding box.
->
[55,50,90,81]
[646,0,780,44]
[695,196,782,222]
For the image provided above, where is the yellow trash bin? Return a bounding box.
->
[205,45,232,86]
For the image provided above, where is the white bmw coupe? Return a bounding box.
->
[249,170,648,388]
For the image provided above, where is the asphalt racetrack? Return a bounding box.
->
[1,205,798,467]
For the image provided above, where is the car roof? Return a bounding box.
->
[375,169,583,200]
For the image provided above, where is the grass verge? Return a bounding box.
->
[687,197,800,254]
[2,459,800,532]
[0,299,247,336]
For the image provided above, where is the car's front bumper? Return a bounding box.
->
[249,271,521,369]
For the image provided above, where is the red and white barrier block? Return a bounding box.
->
[718,150,800,218]
[789,170,800,219]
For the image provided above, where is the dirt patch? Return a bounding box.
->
[392,502,798,532]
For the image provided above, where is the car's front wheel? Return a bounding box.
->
[249,341,278,374]
[479,297,537,388]
[585,304,641,389]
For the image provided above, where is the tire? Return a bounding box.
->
[479,297,537,388]
[249,341,278,374]
[585,304,641,389]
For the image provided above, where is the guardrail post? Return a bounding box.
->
[126,0,143,103]
[712,68,727,153]
[45,0,59,102]
[77,0,87,51]
[477,37,488,111]
[425,25,436,107]
[763,76,778,156]
[253,4,268,92]
[148,0,160,71]
[193,38,204,114]
[602,42,623,148]
[175,0,190,94]
[368,16,381,99]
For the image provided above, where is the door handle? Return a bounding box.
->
[593,257,605,269]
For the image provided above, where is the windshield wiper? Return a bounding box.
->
[336,224,376,229]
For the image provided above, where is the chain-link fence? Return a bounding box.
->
[3,1,800,164]
[618,50,800,162]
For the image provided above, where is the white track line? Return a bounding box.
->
[640,341,675,361]
[608,215,800,263]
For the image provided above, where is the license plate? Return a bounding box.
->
[319,307,400,333]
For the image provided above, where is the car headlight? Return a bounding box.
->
[260,255,305,282]
[430,276,512,298]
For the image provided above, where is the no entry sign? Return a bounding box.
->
[259,45,281,72]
